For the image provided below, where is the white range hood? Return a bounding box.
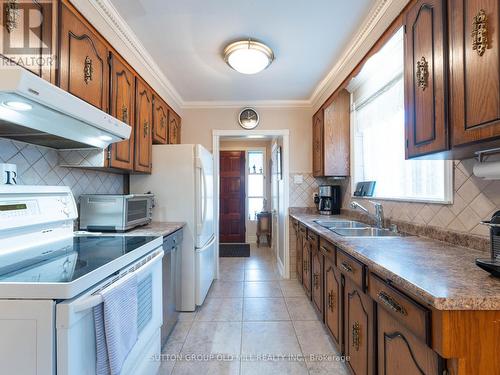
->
[0,67,131,149]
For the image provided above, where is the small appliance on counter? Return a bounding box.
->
[318,185,341,215]
[476,210,500,277]
[79,194,154,232]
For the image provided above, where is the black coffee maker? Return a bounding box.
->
[476,210,500,277]
[317,185,341,215]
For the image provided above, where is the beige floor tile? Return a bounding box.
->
[279,280,307,297]
[245,268,281,281]
[240,360,308,375]
[181,322,242,356]
[208,281,244,298]
[219,268,245,281]
[195,298,243,321]
[241,321,302,356]
[243,281,282,297]
[293,321,337,356]
[172,359,240,375]
[306,359,350,375]
[243,297,290,321]
[167,321,193,343]
[178,312,197,322]
[286,297,319,321]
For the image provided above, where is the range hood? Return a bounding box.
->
[0,67,131,149]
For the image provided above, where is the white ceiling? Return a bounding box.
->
[109,0,373,103]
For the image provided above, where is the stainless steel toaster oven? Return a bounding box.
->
[79,194,154,232]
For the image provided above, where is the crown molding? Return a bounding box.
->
[181,100,312,110]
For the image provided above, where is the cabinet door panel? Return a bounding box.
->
[153,96,168,144]
[405,0,448,158]
[325,257,342,350]
[109,53,135,170]
[377,308,442,375]
[168,110,181,144]
[296,230,303,283]
[311,249,323,315]
[344,277,374,375]
[323,90,350,175]
[59,1,109,111]
[134,78,153,173]
[312,110,324,177]
[302,238,311,296]
[450,0,500,145]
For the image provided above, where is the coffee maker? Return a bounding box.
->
[318,185,341,215]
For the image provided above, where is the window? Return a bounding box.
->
[349,28,452,203]
[247,150,266,220]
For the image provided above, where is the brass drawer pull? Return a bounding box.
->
[327,290,335,311]
[143,121,150,137]
[313,273,320,289]
[416,56,429,90]
[303,260,308,273]
[340,262,353,273]
[121,106,128,123]
[472,9,488,56]
[352,322,361,351]
[84,56,93,84]
[378,291,408,316]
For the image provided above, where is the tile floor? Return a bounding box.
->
[156,245,349,375]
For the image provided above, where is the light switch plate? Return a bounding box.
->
[293,175,303,184]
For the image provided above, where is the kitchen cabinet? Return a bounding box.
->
[168,110,182,144]
[301,227,311,296]
[59,0,109,111]
[404,0,449,158]
[344,276,374,375]
[0,0,57,83]
[294,220,303,283]
[153,95,168,144]
[134,77,153,173]
[108,52,135,171]
[377,307,442,375]
[311,244,323,315]
[312,109,324,177]
[449,0,500,148]
[324,255,342,350]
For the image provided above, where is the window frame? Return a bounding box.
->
[246,148,267,221]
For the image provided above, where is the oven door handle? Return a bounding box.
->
[70,250,164,314]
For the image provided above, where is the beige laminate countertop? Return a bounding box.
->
[291,212,500,311]
[121,221,186,237]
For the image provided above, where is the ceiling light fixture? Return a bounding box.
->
[224,39,274,75]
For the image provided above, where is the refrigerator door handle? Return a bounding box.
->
[196,164,207,234]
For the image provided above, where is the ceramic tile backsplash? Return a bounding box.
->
[0,138,124,201]
[289,173,345,207]
[301,160,500,238]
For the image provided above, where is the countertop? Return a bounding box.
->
[122,221,185,237]
[291,212,500,311]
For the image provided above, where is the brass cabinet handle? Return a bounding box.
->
[352,322,361,351]
[143,121,150,137]
[472,9,488,56]
[340,262,353,273]
[308,235,315,242]
[121,105,128,123]
[327,290,335,311]
[313,273,320,289]
[160,117,166,129]
[303,260,308,273]
[84,56,93,84]
[416,56,429,90]
[320,245,330,253]
[378,291,408,316]
[5,0,20,33]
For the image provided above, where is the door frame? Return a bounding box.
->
[213,129,290,279]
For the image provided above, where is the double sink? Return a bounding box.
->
[314,219,403,237]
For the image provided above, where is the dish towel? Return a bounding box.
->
[93,274,138,375]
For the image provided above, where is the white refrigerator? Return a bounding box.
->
[130,144,215,311]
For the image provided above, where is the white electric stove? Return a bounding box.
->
[0,185,164,375]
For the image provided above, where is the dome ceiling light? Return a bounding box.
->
[223,39,274,75]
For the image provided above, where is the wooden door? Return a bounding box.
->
[312,109,324,177]
[295,226,303,283]
[168,110,182,144]
[302,236,311,296]
[344,277,374,375]
[377,307,442,375]
[404,0,449,158]
[325,257,342,350]
[323,90,350,175]
[134,77,153,173]
[0,0,57,83]
[152,95,168,144]
[219,151,246,243]
[449,0,500,146]
[59,0,109,111]
[108,52,135,170]
[311,248,323,315]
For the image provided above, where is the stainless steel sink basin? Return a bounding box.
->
[314,220,367,229]
[331,227,402,237]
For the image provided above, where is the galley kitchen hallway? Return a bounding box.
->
[157,245,349,375]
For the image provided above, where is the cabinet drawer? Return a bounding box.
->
[319,237,335,258]
[369,273,431,345]
[307,231,319,249]
[337,250,365,290]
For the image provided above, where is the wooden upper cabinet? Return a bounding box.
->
[59,0,109,111]
[152,95,168,144]
[325,256,342,351]
[323,89,350,176]
[312,109,324,177]
[134,77,153,173]
[108,52,135,171]
[377,307,442,375]
[0,0,57,83]
[449,0,500,147]
[168,110,182,144]
[404,0,449,158]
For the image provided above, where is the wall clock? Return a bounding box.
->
[238,108,259,129]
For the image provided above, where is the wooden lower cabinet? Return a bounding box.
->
[302,235,311,296]
[344,276,375,375]
[377,307,442,375]
[295,226,303,283]
[311,247,323,315]
[324,256,342,350]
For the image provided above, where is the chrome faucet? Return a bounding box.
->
[350,201,384,229]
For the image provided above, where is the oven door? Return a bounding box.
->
[125,197,152,229]
[56,250,163,375]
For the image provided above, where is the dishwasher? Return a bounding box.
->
[161,229,183,346]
